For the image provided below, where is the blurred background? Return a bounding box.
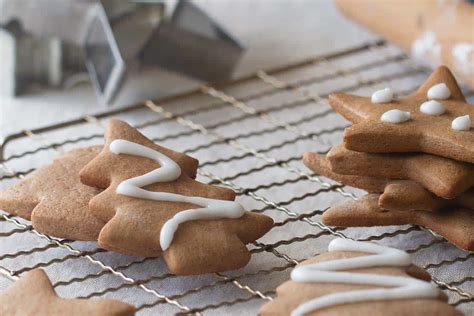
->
[0,0,472,139]
[0,0,379,136]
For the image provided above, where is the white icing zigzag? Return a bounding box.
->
[110,139,245,251]
[290,238,440,316]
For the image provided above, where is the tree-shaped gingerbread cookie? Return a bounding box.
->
[79,119,273,275]
[260,238,461,316]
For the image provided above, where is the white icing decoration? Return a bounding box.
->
[452,43,474,75]
[411,31,441,66]
[427,83,451,100]
[371,88,393,103]
[290,238,440,316]
[451,115,471,131]
[110,139,245,251]
[419,100,445,116]
[380,109,411,123]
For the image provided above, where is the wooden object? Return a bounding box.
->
[336,0,474,88]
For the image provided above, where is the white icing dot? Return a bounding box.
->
[381,109,411,124]
[371,88,393,103]
[451,115,471,131]
[419,100,445,116]
[427,83,451,100]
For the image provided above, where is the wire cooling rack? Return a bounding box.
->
[0,40,473,315]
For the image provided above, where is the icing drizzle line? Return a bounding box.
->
[290,238,439,316]
[110,139,245,251]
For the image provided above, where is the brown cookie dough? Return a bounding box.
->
[79,120,273,275]
[302,151,389,193]
[0,269,135,316]
[0,146,104,240]
[327,144,474,198]
[303,151,474,212]
[380,181,474,212]
[329,66,474,163]
[322,195,474,251]
[260,240,460,316]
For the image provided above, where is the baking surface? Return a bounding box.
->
[0,41,473,315]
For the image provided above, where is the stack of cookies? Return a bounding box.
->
[0,119,273,275]
[304,66,474,251]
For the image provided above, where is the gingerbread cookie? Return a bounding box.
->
[302,151,389,193]
[260,238,460,316]
[0,146,104,240]
[0,269,135,316]
[79,120,273,275]
[303,152,474,212]
[322,195,474,251]
[380,181,474,213]
[329,66,474,163]
[326,144,474,198]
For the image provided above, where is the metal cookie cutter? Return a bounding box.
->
[0,0,244,105]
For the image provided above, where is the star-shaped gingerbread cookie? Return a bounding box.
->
[0,146,104,240]
[322,194,474,251]
[379,181,474,213]
[79,120,273,275]
[303,151,390,193]
[303,152,474,212]
[326,144,474,198]
[0,269,135,316]
[329,66,474,163]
